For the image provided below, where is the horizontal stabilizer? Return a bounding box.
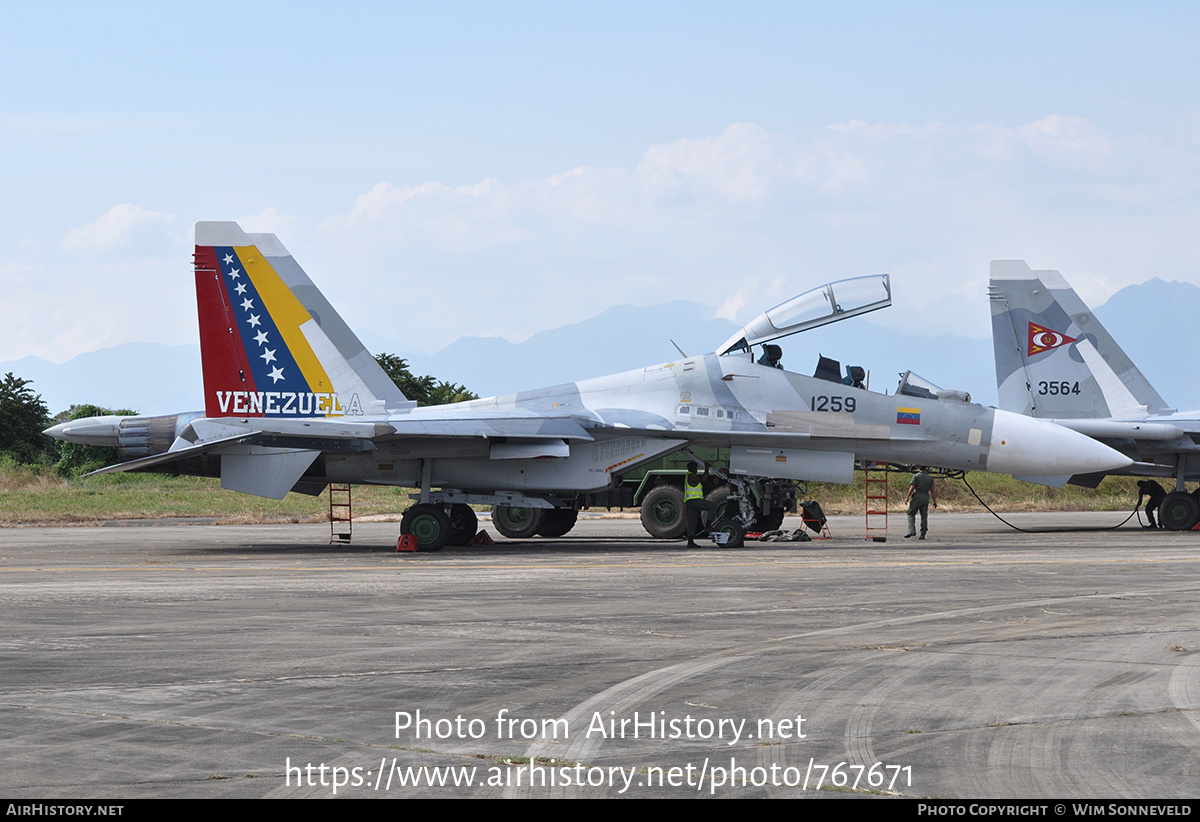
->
[85,430,262,477]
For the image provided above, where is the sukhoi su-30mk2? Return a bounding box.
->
[45,223,1131,549]
[990,260,1200,530]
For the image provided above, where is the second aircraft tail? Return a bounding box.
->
[988,260,1170,420]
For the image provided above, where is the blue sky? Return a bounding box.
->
[3,2,1198,363]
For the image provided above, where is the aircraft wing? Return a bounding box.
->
[86,429,264,477]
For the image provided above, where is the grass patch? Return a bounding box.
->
[0,466,414,525]
[0,463,1146,526]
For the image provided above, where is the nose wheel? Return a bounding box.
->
[709,518,746,549]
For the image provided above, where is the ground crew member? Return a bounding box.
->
[904,467,937,539]
[1136,480,1167,529]
[684,461,715,547]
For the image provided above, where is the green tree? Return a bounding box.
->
[0,373,51,464]
[52,403,138,477]
[374,354,478,407]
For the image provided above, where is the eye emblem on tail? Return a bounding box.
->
[1027,322,1077,356]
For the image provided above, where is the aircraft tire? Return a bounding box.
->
[704,486,730,525]
[752,507,787,532]
[710,517,746,549]
[447,504,479,546]
[492,505,545,539]
[536,508,579,537]
[1159,491,1200,531]
[400,504,451,552]
[640,485,686,539]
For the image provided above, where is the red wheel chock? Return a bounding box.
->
[467,530,494,546]
[396,534,419,552]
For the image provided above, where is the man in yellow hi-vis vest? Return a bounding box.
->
[685,461,715,547]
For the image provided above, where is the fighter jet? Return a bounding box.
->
[989,261,1200,530]
[45,223,1131,549]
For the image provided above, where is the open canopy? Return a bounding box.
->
[716,274,892,356]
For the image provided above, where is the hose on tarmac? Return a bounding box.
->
[958,472,1140,533]
[880,464,1141,533]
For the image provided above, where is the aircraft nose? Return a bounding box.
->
[43,416,122,447]
[987,409,1133,476]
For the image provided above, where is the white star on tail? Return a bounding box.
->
[268,366,285,383]
[261,348,277,364]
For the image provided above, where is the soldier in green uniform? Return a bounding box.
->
[904,468,937,539]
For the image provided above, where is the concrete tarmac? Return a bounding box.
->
[1,512,1197,799]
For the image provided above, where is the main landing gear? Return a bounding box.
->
[491,506,580,539]
[1159,491,1200,532]
[400,502,480,552]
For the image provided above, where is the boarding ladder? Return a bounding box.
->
[864,461,888,541]
[329,484,353,544]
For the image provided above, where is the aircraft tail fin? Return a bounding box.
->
[988,260,1169,420]
[194,221,413,419]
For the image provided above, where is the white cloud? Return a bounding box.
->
[313,116,1200,352]
[322,116,1157,268]
[333,179,534,249]
[15,117,1200,365]
[60,204,174,254]
[637,123,815,203]
[1017,114,1115,170]
[715,287,750,323]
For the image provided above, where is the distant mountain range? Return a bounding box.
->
[6,279,1197,418]
[2,342,203,418]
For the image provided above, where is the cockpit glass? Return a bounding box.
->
[717,273,892,355]
[897,370,942,400]
[830,275,890,315]
[765,288,835,330]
